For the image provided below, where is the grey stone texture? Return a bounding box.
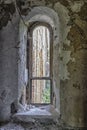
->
[0,0,87,129]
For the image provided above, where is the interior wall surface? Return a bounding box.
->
[0,1,87,129]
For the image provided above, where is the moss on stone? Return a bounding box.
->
[0,2,15,29]
[79,3,87,21]
[68,24,86,52]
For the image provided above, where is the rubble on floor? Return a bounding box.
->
[0,121,62,130]
[0,123,24,130]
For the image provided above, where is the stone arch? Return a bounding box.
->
[18,6,61,114]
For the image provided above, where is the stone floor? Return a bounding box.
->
[0,121,61,130]
[0,105,61,130]
[0,106,86,130]
[0,121,86,130]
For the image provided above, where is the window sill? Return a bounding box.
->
[12,105,59,123]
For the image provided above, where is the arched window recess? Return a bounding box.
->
[27,22,53,105]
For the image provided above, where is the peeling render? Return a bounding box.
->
[70,1,84,13]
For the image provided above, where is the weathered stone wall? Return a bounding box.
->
[0,10,19,121]
[59,1,87,127]
[0,0,87,129]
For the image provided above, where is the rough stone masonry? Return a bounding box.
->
[0,0,87,129]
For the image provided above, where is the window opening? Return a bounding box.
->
[28,24,53,105]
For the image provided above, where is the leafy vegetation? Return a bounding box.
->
[42,81,50,103]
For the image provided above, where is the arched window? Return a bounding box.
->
[18,6,60,113]
[28,22,53,105]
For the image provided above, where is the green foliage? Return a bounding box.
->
[42,81,50,103]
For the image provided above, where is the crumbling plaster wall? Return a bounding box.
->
[0,3,19,121]
[0,0,87,129]
[57,1,87,127]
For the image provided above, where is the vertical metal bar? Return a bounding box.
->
[50,79,53,104]
[30,78,32,103]
[50,26,53,104]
